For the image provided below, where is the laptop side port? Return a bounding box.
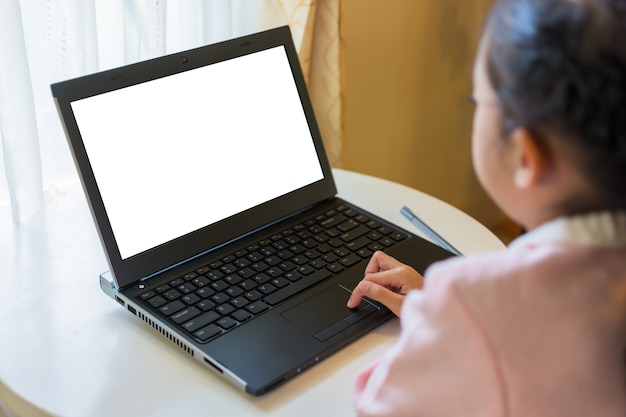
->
[204,357,224,374]
[127,304,137,315]
[115,295,125,307]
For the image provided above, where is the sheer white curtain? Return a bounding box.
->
[0,0,329,227]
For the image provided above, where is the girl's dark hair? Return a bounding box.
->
[485,0,626,209]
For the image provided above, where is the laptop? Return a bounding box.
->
[51,26,453,395]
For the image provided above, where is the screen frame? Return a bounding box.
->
[51,26,337,289]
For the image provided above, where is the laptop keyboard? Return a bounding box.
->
[137,204,407,343]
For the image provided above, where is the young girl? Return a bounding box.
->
[347,0,626,415]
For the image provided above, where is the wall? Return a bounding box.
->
[340,0,506,228]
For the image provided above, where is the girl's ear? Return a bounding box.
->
[509,127,551,189]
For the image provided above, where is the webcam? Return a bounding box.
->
[181,55,189,64]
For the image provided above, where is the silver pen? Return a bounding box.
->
[401,206,462,255]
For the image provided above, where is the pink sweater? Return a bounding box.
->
[354,213,626,416]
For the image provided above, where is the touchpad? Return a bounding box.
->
[282,285,378,341]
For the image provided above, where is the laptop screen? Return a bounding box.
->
[70,46,324,260]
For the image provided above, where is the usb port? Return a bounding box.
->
[128,304,137,315]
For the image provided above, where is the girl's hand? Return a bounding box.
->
[346,251,424,317]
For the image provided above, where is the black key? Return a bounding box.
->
[377,226,393,235]
[313,233,330,243]
[192,276,210,287]
[181,293,201,305]
[340,254,362,267]
[264,256,281,266]
[211,292,231,304]
[225,286,244,297]
[211,280,229,292]
[319,214,347,228]
[194,324,221,341]
[245,290,262,301]
[156,284,171,293]
[240,279,258,290]
[277,250,295,260]
[220,263,238,275]
[247,243,261,252]
[224,274,243,286]
[379,237,395,247]
[147,295,166,308]
[196,266,210,275]
[284,271,303,282]
[163,289,182,301]
[207,270,224,281]
[284,236,301,245]
[139,290,156,300]
[183,272,198,281]
[171,306,201,324]
[169,278,185,287]
[337,219,359,232]
[304,249,321,259]
[327,238,344,248]
[327,263,345,273]
[197,299,216,311]
[343,208,358,217]
[222,254,236,263]
[366,220,381,229]
[258,283,277,294]
[289,244,306,254]
[183,311,220,332]
[297,230,313,239]
[368,243,385,252]
[367,231,383,240]
[266,266,284,278]
[292,255,309,265]
[238,267,256,279]
[340,225,370,242]
[216,303,235,316]
[272,240,289,251]
[354,214,370,223]
[230,296,250,308]
[159,300,185,316]
[310,259,328,269]
[251,261,269,272]
[270,277,290,288]
[196,287,215,298]
[246,251,264,262]
[178,283,197,294]
[217,316,237,330]
[278,261,297,271]
[246,301,269,315]
[234,257,251,268]
[297,264,316,275]
[322,253,339,263]
[264,269,332,306]
[252,273,272,284]
[259,246,276,256]
[346,236,372,251]
[316,243,332,253]
[231,309,252,322]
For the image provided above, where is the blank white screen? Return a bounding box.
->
[71,46,324,260]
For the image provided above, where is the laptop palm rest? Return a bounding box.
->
[282,285,378,342]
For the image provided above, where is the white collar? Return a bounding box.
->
[509,211,626,249]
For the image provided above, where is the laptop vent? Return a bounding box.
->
[137,310,195,357]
